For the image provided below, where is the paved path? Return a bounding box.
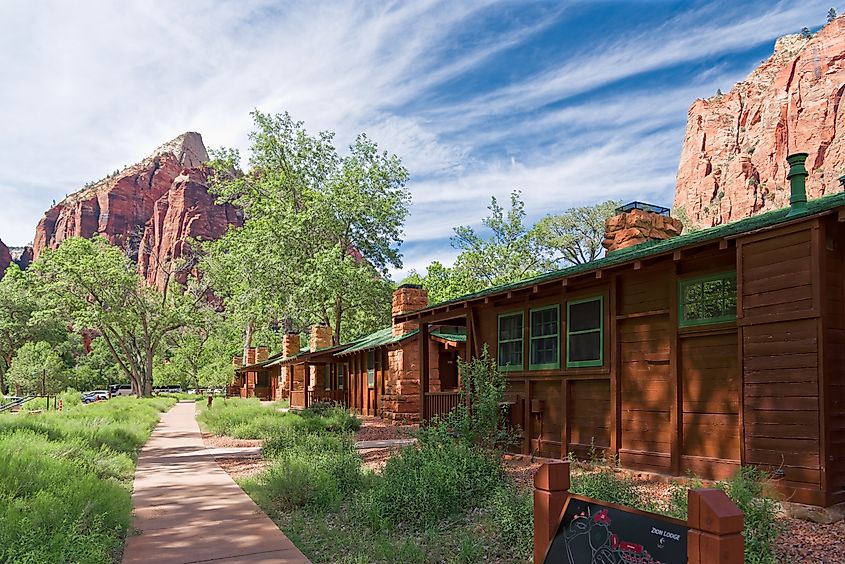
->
[123,403,310,564]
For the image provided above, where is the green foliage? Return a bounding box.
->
[670,205,702,233]
[424,346,514,450]
[257,432,361,511]
[487,485,534,559]
[203,110,410,347]
[534,199,620,265]
[7,340,67,394]
[197,398,360,439]
[30,236,202,396]
[0,397,173,563]
[363,433,502,530]
[570,466,651,510]
[828,8,838,23]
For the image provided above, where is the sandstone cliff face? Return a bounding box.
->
[0,240,11,280]
[138,168,241,290]
[33,132,240,286]
[675,18,845,227]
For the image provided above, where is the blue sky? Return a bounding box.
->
[0,0,834,278]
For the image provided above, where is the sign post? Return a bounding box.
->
[533,462,744,564]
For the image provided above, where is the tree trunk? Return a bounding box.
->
[243,321,254,362]
[333,297,343,346]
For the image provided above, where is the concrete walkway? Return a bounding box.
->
[123,403,310,564]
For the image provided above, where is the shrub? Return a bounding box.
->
[257,432,361,511]
[364,431,502,530]
[570,466,649,510]
[488,485,534,559]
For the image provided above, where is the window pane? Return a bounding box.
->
[367,351,375,370]
[569,331,601,363]
[498,341,523,368]
[569,299,601,332]
[499,314,522,341]
[531,336,557,366]
[703,280,723,317]
[684,302,701,321]
[531,308,558,337]
[368,369,375,387]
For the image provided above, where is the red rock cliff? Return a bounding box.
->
[0,240,11,280]
[33,132,241,286]
[674,18,845,227]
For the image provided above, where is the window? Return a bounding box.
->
[323,365,331,390]
[530,305,559,370]
[566,297,603,368]
[498,312,524,371]
[367,351,376,388]
[337,364,345,390]
[679,272,737,327]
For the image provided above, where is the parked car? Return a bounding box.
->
[110,384,133,396]
[82,390,110,404]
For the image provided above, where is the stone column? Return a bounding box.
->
[533,461,570,564]
[687,489,744,564]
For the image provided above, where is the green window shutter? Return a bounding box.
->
[678,272,737,327]
[497,311,524,371]
[566,296,603,368]
[530,305,560,370]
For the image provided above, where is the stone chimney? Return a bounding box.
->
[233,356,243,368]
[392,284,428,337]
[309,324,333,351]
[602,202,683,253]
[256,346,269,363]
[245,347,257,365]
[283,332,300,358]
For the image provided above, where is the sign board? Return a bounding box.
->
[544,494,688,564]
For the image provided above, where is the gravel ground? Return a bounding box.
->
[214,456,270,479]
[354,417,417,442]
[202,432,263,448]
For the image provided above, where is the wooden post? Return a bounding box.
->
[687,488,744,564]
[533,461,570,564]
[420,322,430,421]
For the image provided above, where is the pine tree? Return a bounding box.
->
[828,8,838,23]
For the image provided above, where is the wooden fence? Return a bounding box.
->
[424,391,461,420]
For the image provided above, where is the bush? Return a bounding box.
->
[570,466,650,510]
[256,432,361,511]
[364,429,503,530]
[488,485,534,559]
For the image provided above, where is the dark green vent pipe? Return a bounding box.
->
[786,152,808,218]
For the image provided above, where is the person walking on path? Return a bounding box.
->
[123,402,310,564]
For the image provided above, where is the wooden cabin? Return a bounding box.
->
[397,154,845,508]
[229,346,284,400]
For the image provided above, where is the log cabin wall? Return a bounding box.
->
[821,217,845,505]
[737,223,826,505]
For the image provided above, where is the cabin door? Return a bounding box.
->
[439,349,459,390]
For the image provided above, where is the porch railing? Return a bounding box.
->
[424,391,461,420]
[307,389,348,407]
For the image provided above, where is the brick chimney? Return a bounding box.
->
[309,324,333,351]
[233,356,243,368]
[283,332,300,358]
[392,284,428,337]
[602,202,683,253]
[256,346,269,362]
[245,347,257,365]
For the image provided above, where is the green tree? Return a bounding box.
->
[6,341,66,395]
[30,237,201,396]
[0,265,65,394]
[534,200,620,265]
[828,8,837,23]
[204,111,410,346]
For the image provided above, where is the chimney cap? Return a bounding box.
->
[398,283,423,290]
[614,201,670,216]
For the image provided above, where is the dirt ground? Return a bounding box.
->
[201,432,263,448]
[354,416,417,442]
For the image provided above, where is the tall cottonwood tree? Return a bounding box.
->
[31,236,201,396]
[204,111,409,346]
[534,199,620,265]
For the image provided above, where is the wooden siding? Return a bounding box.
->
[568,379,611,457]
[740,226,823,504]
[822,220,845,504]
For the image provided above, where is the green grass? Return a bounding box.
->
[0,396,175,563]
[197,398,358,439]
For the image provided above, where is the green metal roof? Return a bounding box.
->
[431,330,467,343]
[335,326,418,355]
[407,192,845,315]
[264,347,310,367]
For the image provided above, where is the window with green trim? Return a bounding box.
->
[679,272,737,327]
[566,297,603,367]
[497,312,524,371]
[367,351,376,388]
[530,305,559,370]
[337,364,345,390]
